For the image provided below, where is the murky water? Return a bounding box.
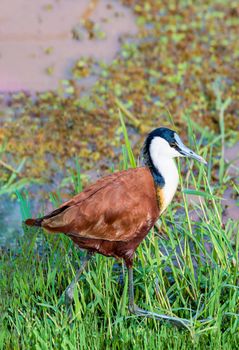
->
[0,0,137,91]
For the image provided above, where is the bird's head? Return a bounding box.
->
[143,127,207,165]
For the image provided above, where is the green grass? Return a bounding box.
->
[0,140,43,197]
[0,117,238,349]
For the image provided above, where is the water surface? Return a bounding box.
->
[0,0,137,91]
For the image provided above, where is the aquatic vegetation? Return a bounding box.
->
[0,142,42,196]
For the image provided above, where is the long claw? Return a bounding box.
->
[129,304,213,328]
[129,303,191,328]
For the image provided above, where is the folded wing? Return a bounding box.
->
[41,168,159,242]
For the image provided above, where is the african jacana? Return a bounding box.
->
[25,127,207,327]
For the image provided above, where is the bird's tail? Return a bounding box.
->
[25,217,44,227]
[24,205,69,228]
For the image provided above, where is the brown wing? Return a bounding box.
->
[41,167,159,242]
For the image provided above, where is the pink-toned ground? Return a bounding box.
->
[0,0,137,91]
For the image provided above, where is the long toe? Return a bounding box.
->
[194,316,213,324]
[129,304,192,328]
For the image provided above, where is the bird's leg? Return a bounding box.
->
[64,251,94,309]
[127,266,192,328]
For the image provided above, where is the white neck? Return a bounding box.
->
[148,137,180,213]
[154,156,179,213]
[147,136,181,213]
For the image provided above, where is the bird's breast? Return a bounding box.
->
[155,159,179,214]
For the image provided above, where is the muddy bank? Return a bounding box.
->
[0,0,137,91]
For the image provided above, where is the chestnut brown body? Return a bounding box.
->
[26,167,161,267]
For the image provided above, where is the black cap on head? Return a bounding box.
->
[144,127,176,150]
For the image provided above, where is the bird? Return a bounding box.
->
[25,127,207,327]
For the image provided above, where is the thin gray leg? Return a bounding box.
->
[127,267,192,328]
[64,251,94,308]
